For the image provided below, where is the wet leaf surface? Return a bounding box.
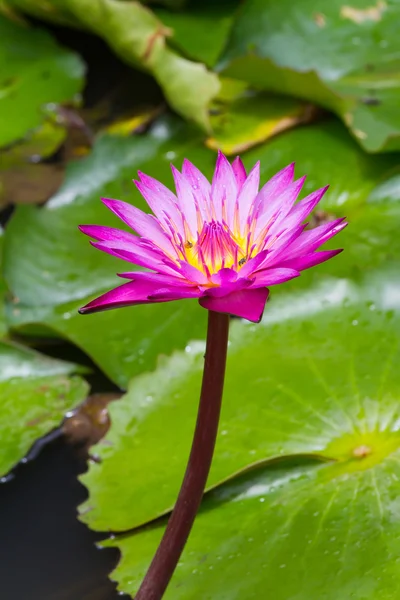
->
[206,81,314,154]
[0,228,6,338]
[0,14,84,153]
[105,441,400,599]
[154,0,238,67]
[219,0,400,152]
[0,340,88,477]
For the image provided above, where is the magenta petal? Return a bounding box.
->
[101,198,176,256]
[237,161,260,231]
[181,159,211,220]
[134,175,183,234]
[251,163,295,216]
[280,249,343,271]
[199,287,269,322]
[211,151,238,225]
[79,279,200,314]
[283,218,347,258]
[253,267,300,286]
[177,261,209,285]
[117,271,185,285]
[91,241,178,275]
[232,156,247,189]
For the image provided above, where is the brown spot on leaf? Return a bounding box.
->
[340,0,386,23]
[353,445,372,458]
[26,412,51,427]
[313,12,326,27]
[142,26,172,62]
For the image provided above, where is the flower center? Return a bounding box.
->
[185,220,246,275]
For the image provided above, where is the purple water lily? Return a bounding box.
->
[79,153,346,322]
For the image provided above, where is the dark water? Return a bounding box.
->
[0,438,130,600]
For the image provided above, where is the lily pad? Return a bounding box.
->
[206,80,314,154]
[219,0,400,152]
[5,0,220,131]
[3,116,398,387]
[0,340,88,477]
[0,14,84,154]
[154,0,238,68]
[105,442,400,599]
[0,227,7,338]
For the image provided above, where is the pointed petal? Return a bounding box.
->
[282,186,329,232]
[134,173,183,234]
[253,267,300,286]
[211,151,238,226]
[280,249,343,271]
[91,241,178,275]
[251,163,295,217]
[232,156,247,189]
[171,165,198,237]
[199,287,269,322]
[182,158,211,222]
[283,218,347,259]
[237,161,260,232]
[79,279,200,314]
[101,198,176,256]
[254,176,306,239]
[117,271,185,285]
[177,261,209,285]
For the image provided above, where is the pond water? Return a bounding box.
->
[0,437,129,600]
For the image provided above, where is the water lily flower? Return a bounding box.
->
[79,153,346,322]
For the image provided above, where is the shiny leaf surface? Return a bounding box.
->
[219,0,400,152]
[0,341,88,477]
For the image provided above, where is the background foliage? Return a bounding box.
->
[1,0,400,598]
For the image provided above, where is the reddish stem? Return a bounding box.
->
[135,310,230,600]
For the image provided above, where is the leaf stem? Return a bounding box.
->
[135,310,230,600]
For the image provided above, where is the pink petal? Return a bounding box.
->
[211,151,238,225]
[91,241,178,276]
[117,271,185,285]
[177,261,209,285]
[282,186,329,231]
[238,249,269,278]
[102,198,176,257]
[171,165,198,238]
[181,158,211,222]
[237,161,260,232]
[280,249,343,271]
[283,218,347,259]
[252,267,300,286]
[79,279,200,314]
[254,176,306,239]
[251,163,295,217]
[232,156,247,189]
[210,267,238,286]
[199,287,269,322]
[134,174,183,234]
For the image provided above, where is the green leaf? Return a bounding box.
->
[0,340,88,477]
[206,80,313,154]
[5,0,220,131]
[4,116,398,387]
[0,227,7,338]
[0,14,84,153]
[104,444,400,599]
[154,0,238,68]
[219,0,400,152]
